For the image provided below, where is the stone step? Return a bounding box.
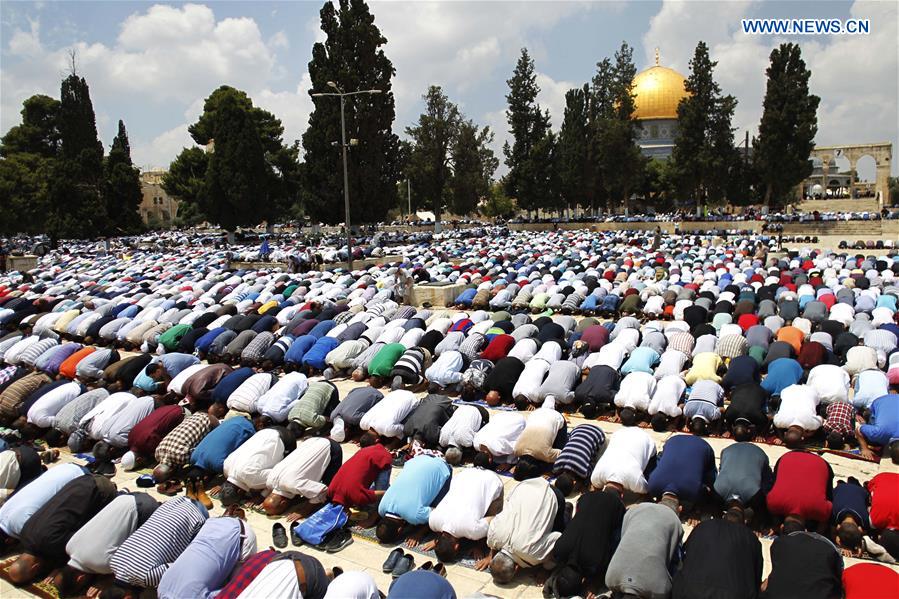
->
[795,198,880,213]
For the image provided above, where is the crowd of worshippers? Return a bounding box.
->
[0,231,898,596]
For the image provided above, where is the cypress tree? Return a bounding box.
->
[103,120,143,233]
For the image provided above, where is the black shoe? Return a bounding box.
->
[90,460,116,477]
[391,554,414,578]
[382,547,404,573]
[322,528,354,553]
[290,521,303,547]
[272,523,288,549]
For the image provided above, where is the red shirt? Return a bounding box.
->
[129,405,185,456]
[766,451,833,522]
[842,563,899,599]
[737,313,759,332]
[480,334,515,362]
[869,472,899,530]
[328,444,392,507]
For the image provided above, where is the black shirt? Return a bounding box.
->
[553,489,625,578]
[762,532,843,599]
[574,365,619,406]
[725,383,769,428]
[722,356,761,390]
[485,357,525,403]
[672,518,763,599]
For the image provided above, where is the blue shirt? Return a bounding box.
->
[647,434,717,504]
[0,463,85,537]
[860,394,899,446]
[378,455,451,525]
[211,367,255,405]
[302,337,340,370]
[190,416,255,474]
[195,327,227,354]
[620,347,660,375]
[388,570,457,599]
[157,517,243,599]
[832,480,871,529]
[761,358,803,396]
[284,335,316,365]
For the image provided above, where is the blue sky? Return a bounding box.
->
[2,1,896,178]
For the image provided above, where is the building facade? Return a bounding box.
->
[139,170,180,227]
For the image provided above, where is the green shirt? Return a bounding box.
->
[158,324,192,352]
[368,343,406,378]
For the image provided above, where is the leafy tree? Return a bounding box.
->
[639,158,673,209]
[302,0,400,224]
[102,120,143,234]
[754,43,820,207]
[448,120,497,216]
[531,129,561,214]
[669,41,740,211]
[203,94,268,232]
[163,147,209,211]
[482,181,516,219]
[46,72,107,242]
[405,86,460,218]
[557,86,589,214]
[504,48,548,215]
[0,95,60,234]
[585,58,615,213]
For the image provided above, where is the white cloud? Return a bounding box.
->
[642,0,898,177]
[132,123,193,171]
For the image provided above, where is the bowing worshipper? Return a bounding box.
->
[8,474,118,584]
[93,392,155,452]
[425,349,466,393]
[590,426,657,496]
[536,359,581,408]
[647,374,687,432]
[256,371,309,423]
[65,391,136,453]
[724,382,771,441]
[262,437,343,516]
[153,407,222,484]
[220,426,296,506]
[301,335,340,375]
[614,371,656,426]
[422,465,504,563]
[181,362,233,410]
[186,414,256,501]
[762,530,844,599]
[714,442,773,517]
[361,342,405,385]
[102,353,153,392]
[766,450,834,531]
[387,345,431,391]
[683,351,725,385]
[483,356,525,406]
[573,364,619,418]
[484,477,566,583]
[552,424,605,496]
[157,514,257,599]
[225,371,277,414]
[605,498,683,599]
[287,380,340,437]
[402,393,454,450]
[323,570,381,599]
[0,445,42,504]
[472,411,527,471]
[0,464,86,545]
[867,472,899,560]
[761,356,803,399]
[327,434,392,525]
[132,352,201,394]
[773,383,823,446]
[122,404,185,470]
[359,389,421,442]
[209,366,256,407]
[260,333,294,370]
[0,371,51,425]
[682,379,726,436]
[831,477,871,555]
[328,386,383,443]
[439,403,489,458]
[842,563,899,599]
[22,379,84,434]
[42,388,109,447]
[106,496,209,593]
[513,407,567,481]
[375,454,452,544]
[856,391,899,463]
[646,434,717,508]
[56,493,160,595]
[323,336,371,380]
[671,515,763,599]
[233,551,333,599]
[511,356,552,409]
[546,487,624,598]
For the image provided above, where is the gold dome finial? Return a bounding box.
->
[655,47,660,66]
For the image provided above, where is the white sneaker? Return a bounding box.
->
[330,417,346,443]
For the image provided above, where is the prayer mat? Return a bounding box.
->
[0,554,106,599]
[206,484,268,515]
[452,399,517,411]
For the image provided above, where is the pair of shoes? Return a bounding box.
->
[419,562,447,577]
[157,480,182,496]
[391,553,414,578]
[382,548,403,573]
[272,523,288,549]
[90,460,116,477]
[320,528,353,553]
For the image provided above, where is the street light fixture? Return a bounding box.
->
[311,84,382,270]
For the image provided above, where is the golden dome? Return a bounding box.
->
[632,64,688,120]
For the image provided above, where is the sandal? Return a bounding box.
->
[157,480,183,496]
[40,449,59,464]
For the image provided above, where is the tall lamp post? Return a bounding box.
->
[312,81,381,271]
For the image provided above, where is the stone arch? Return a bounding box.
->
[809,143,892,207]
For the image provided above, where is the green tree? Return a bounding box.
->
[669,41,740,211]
[585,58,615,213]
[302,0,400,224]
[482,180,516,219]
[754,43,820,207]
[46,72,107,242]
[639,158,673,209]
[448,120,497,216]
[163,147,209,213]
[531,128,561,214]
[557,86,589,215]
[0,95,60,234]
[504,48,547,215]
[102,120,143,234]
[405,86,460,218]
[203,94,268,233]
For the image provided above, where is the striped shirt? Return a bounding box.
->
[553,424,605,479]
[684,380,725,422]
[18,338,58,367]
[110,496,207,588]
[459,333,486,363]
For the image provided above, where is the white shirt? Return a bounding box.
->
[806,365,850,405]
[511,359,551,404]
[27,381,84,428]
[323,571,380,599]
[590,427,657,494]
[359,389,421,438]
[614,372,657,411]
[167,363,207,396]
[486,478,561,567]
[80,392,132,438]
[439,404,485,449]
[648,375,686,418]
[236,560,300,599]
[654,350,687,379]
[266,437,332,502]
[424,351,464,387]
[224,428,285,492]
[773,384,823,431]
[0,451,20,500]
[227,373,275,413]
[508,339,537,363]
[429,467,502,540]
[473,411,526,461]
[533,341,562,363]
[257,372,308,422]
[584,343,628,370]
